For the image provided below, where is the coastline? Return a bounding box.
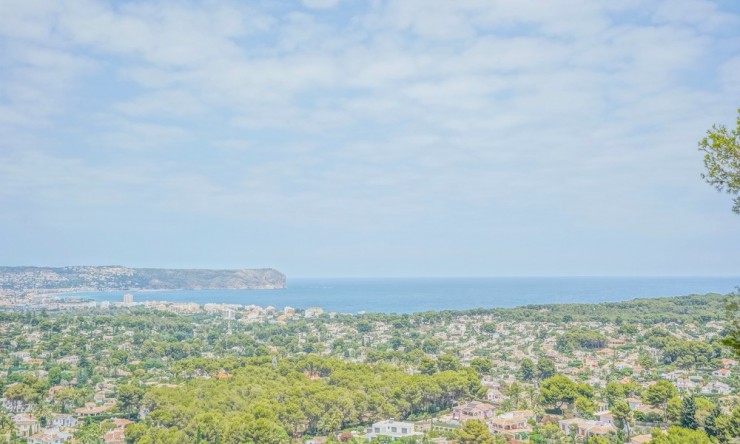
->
[42,276,738,315]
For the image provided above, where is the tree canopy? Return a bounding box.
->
[699,108,740,213]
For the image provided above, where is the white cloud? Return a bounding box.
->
[302,0,342,10]
[0,0,739,273]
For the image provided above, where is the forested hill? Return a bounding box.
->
[0,266,286,292]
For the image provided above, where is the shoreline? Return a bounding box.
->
[3,276,735,315]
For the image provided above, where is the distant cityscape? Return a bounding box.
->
[0,289,327,320]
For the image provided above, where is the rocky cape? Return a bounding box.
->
[0,266,287,292]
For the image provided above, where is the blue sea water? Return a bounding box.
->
[60,276,739,314]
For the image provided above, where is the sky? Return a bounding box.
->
[1,0,739,278]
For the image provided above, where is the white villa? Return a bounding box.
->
[364,420,422,440]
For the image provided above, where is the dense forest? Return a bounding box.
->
[124,357,482,443]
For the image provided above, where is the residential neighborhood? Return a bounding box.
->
[0,293,738,442]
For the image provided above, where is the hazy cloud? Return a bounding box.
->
[0,0,738,276]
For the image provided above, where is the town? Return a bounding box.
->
[0,292,737,443]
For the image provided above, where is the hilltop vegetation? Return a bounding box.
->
[452,293,729,324]
[126,356,481,443]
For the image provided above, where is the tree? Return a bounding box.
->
[666,397,683,424]
[455,420,495,444]
[699,108,740,213]
[722,291,740,357]
[611,400,633,439]
[4,383,39,405]
[226,417,290,444]
[470,358,492,376]
[604,381,626,407]
[0,410,15,441]
[418,357,437,375]
[507,382,522,409]
[481,323,496,334]
[704,403,722,439]
[437,354,461,372]
[528,422,566,443]
[75,422,105,444]
[650,426,712,444]
[33,402,52,427]
[540,375,577,412]
[643,380,678,420]
[680,396,697,430]
[693,397,715,429]
[574,396,595,418]
[711,406,740,443]
[124,423,148,443]
[356,321,372,333]
[536,358,556,380]
[518,359,535,382]
[117,384,144,417]
[48,367,63,386]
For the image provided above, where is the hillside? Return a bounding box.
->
[0,266,286,292]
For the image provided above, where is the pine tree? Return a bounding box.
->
[680,396,697,430]
[704,404,722,438]
[455,420,495,444]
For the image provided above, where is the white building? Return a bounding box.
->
[304,307,324,318]
[701,381,732,395]
[51,413,77,428]
[28,427,72,444]
[364,420,422,440]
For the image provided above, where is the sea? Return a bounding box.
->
[59,276,740,314]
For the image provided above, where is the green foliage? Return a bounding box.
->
[117,384,145,417]
[136,356,482,443]
[666,397,682,424]
[536,358,556,380]
[699,108,740,213]
[722,291,740,357]
[75,421,105,444]
[556,329,608,351]
[611,400,633,438]
[454,420,494,444]
[462,293,727,325]
[540,375,579,411]
[518,359,535,382]
[480,323,496,334]
[437,354,461,372]
[0,292,736,444]
[643,380,678,419]
[706,406,740,443]
[680,396,697,430]
[703,403,722,439]
[469,358,492,376]
[574,396,595,418]
[528,422,566,443]
[418,357,437,375]
[0,409,15,438]
[649,426,712,443]
[604,381,641,403]
[645,334,721,368]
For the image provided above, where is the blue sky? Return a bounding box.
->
[1,0,739,277]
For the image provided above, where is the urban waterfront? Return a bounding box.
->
[59,276,740,313]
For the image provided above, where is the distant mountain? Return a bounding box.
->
[0,266,286,292]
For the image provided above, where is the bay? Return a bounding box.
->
[60,276,740,314]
